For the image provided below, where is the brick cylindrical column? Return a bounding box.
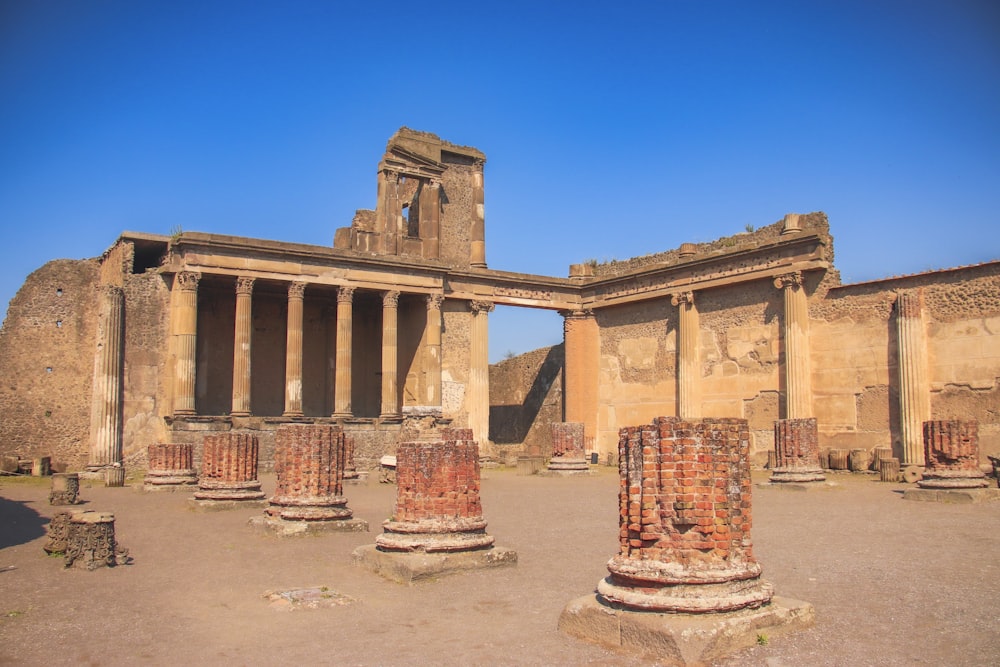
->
[597,417,773,613]
[194,432,266,501]
[770,418,825,483]
[917,420,987,489]
[548,422,589,472]
[376,436,494,553]
[266,424,353,522]
[145,443,198,489]
[343,433,359,480]
[424,295,444,407]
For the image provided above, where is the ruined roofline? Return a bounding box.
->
[829,258,1000,291]
[388,127,486,163]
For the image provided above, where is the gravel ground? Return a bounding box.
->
[1,468,998,666]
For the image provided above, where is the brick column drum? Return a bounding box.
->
[144,443,198,490]
[598,417,772,613]
[917,420,988,489]
[769,418,826,483]
[192,432,266,503]
[251,424,366,534]
[342,433,359,481]
[548,422,589,473]
[560,417,814,663]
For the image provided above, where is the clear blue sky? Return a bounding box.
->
[2,1,998,362]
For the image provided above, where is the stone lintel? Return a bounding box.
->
[248,515,369,536]
[558,594,814,667]
[351,543,517,584]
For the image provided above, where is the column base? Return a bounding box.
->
[559,594,814,667]
[188,497,269,512]
[902,487,1000,504]
[545,458,590,474]
[248,514,369,536]
[351,543,517,584]
[143,469,198,492]
[768,467,827,484]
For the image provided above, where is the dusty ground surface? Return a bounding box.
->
[1,468,998,666]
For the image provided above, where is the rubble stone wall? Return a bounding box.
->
[488,344,564,461]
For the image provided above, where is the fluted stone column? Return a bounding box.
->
[671,291,700,418]
[231,276,255,417]
[333,286,355,418]
[468,300,494,452]
[284,282,306,417]
[896,291,930,468]
[88,285,125,470]
[774,272,812,419]
[424,294,444,407]
[562,309,599,454]
[381,290,400,418]
[171,271,199,416]
[470,162,487,268]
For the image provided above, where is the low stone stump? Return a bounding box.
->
[342,434,360,483]
[879,458,901,482]
[353,435,516,583]
[515,455,544,476]
[768,418,825,485]
[49,472,82,506]
[871,447,893,472]
[104,466,125,487]
[144,443,198,491]
[249,424,367,536]
[827,449,849,470]
[190,432,267,511]
[560,417,813,665]
[44,510,129,569]
[545,422,589,475]
[32,456,51,477]
[905,420,995,503]
[849,448,869,472]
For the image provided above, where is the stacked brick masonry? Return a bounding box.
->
[394,439,482,522]
[774,418,820,468]
[147,443,194,472]
[271,424,345,501]
[201,432,259,482]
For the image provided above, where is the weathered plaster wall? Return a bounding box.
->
[441,301,472,426]
[0,259,99,469]
[489,344,564,462]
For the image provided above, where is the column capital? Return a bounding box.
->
[383,290,400,308]
[773,271,803,290]
[288,281,306,300]
[470,300,494,314]
[426,294,445,310]
[670,291,695,307]
[174,271,200,292]
[337,286,355,303]
[559,308,594,320]
[236,276,256,295]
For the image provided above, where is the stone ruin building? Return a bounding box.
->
[1,127,998,479]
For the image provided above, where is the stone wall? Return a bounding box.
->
[488,344,564,461]
[0,259,99,470]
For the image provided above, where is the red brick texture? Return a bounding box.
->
[266,424,353,521]
[194,432,265,501]
[147,443,194,472]
[918,420,987,489]
[551,422,585,458]
[376,436,495,553]
[597,417,773,613]
[770,418,825,483]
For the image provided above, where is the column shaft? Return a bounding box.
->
[775,272,812,419]
[231,276,255,417]
[381,291,400,418]
[562,309,599,454]
[470,165,487,267]
[672,292,700,418]
[333,286,354,417]
[171,271,199,415]
[896,291,930,467]
[284,282,306,417]
[88,285,124,469]
[468,301,494,451]
[425,295,443,407]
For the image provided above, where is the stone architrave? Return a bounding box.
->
[769,418,825,484]
[191,432,267,509]
[916,420,988,489]
[547,422,589,473]
[144,443,198,491]
[352,433,516,583]
[49,473,82,506]
[559,417,814,664]
[250,424,367,535]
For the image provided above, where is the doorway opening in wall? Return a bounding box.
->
[488,306,564,458]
